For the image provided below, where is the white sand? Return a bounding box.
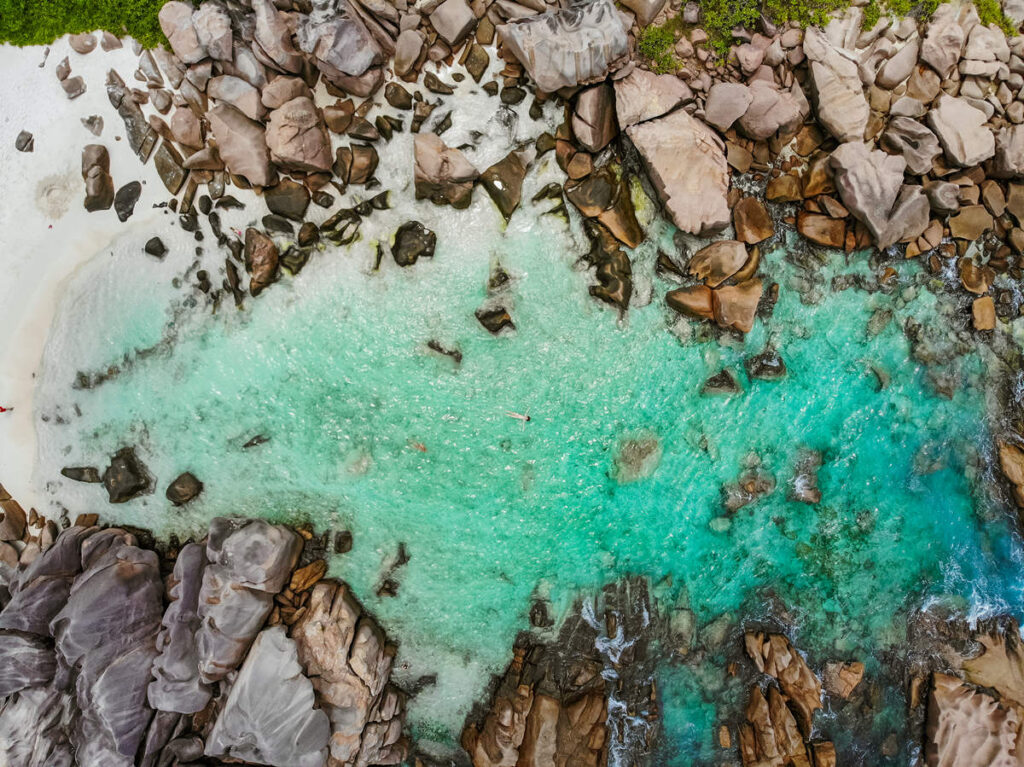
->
[0,36,176,506]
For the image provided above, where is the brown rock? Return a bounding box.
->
[713,279,763,334]
[766,174,803,202]
[926,673,1022,767]
[414,133,478,209]
[948,205,993,240]
[289,559,328,592]
[744,632,823,735]
[689,241,748,287]
[797,212,845,247]
[958,257,994,294]
[999,441,1024,508]
[564,166,643,249]
[208,105,274,187]
[245,228,279,296]
[480,149,533,220]
[666,285,714,320]
[733,197,774,243]
[266,97,333,173]
[822,661,864,699]
[973,296,996,330]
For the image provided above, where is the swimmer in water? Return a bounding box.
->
[505,411,531,429]
[0,406,12,414]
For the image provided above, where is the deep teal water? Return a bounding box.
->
[36,202,1024,761]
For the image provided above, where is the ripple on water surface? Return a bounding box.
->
[35,212,1024,759]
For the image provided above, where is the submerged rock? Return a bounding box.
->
[391,221,436,266]
[612,434,662,483]
[205,626,330,767]
[689,240,748,288]
[480,149,534,220]
[102,447,151,503]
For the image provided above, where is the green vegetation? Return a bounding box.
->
[637,0,1019,66]
[0,0,168,47]
[638,16,685,72]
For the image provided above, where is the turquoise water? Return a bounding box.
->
[36,203,1024,760]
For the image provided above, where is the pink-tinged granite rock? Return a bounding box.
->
[159,1,207,64]
[207,105,274,187]
[266,96,333,173]
[613,67,692,129]
[253,0,304,73]
[925,673,1021,767]
[626,109,730,235]
[926,95,995,168]
[802,26,870,142]
[192,2,233,61]
[572,83,616,153]
[414,132,479,209]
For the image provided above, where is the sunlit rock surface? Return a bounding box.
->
[206,625,331,767]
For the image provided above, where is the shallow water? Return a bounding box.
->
[32,176,1024,760]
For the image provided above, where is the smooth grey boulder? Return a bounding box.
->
[430,0,476,46]
[208,104,274,187]
[926,95,995,167]
[0,631,56,696]
[293,581,405,765]
[626,109,730,235]
[208,75,265,120]
[881,117,942,175]
[737,80,808,140]
[0,685,75,767]
[498,0,629,92]
[193,2,233,61]
[51,534,163,761]
[0,526,96,636]
[205,626,330,767]
[195,518,300,682]
[159,1,207,63]
[830,141,930,248]
[206,517,301,592]
[613,67,692,129]
[803,26,870,142]
[148,543,211,714]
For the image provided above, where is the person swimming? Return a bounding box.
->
[0,406,12,414]
[505,410,531,428]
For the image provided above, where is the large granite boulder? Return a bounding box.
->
[881,117,942,175]
[266,96,333,173]
[148,543,211,714]
[82,144,114,213]
[713,280,762,334]
[430,0,476,46]
[414,133,479,209]
[925,673,1021,767]
[205,626,330,767]
[208,105,274,187]
[298,0,382,80]
[926,95,995,168]
[245,227,280,296]
[292,581,407,766]
[704,82,752,132]
[802,26,870,142]
[739,685,812,766]
[737,80,809,141]
[626,109,730,235]
[193,2,233,61]
[208,75,264,120]
[159,1,206,64]
[744,632,822,735]
[195,518,301,682]
[498,0,629,92]
[921,3,968,78]
[51,531,163,761]
[253,0,304,73]
[689,241,748,287]
[830,141,930,247]
[0,632,56,696]
[613,67,692,129]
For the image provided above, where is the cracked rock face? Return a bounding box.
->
[626,109,730,236]
[926,673,1021,767]
[292,581,407,766]
[802,26,870,143]
[498,0,629,92]
[926,95,995,168]
[266,96,334,173]
[830,141,929,248]
[206,626,331,767]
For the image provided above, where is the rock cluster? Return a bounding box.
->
[0,498,407,767]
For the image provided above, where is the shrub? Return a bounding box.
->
[0,0,169,47]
